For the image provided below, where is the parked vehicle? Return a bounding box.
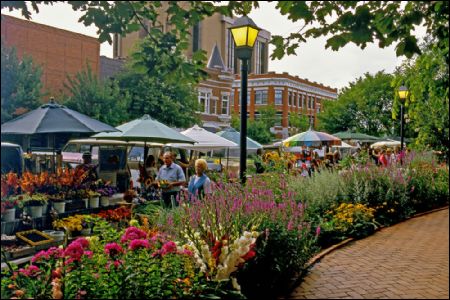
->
[1,142,24,176]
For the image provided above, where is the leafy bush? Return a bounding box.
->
[237,220,319,299]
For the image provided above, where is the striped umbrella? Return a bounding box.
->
[283,128,341,148]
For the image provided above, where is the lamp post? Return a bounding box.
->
[229,16,260,184]
[397,85,409,163]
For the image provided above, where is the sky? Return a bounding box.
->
[1,2,424,90]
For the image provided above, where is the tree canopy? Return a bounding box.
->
[318,71,397,136]
[1,42,44,123]
[3,1,447,61]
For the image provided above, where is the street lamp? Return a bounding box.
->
[229,16,260,184]
[397,85,409,160]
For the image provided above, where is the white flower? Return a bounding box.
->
[231,277,241,291]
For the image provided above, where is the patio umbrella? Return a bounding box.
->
[283,127,341,148]
[333,130,381,143]
[92,114,195,144]
[216,128,263,150]
[370,140,405,149]
[1,100,119,171]
[170,125,238,152]
[1,100,119,135]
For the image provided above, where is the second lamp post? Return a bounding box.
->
[229,16,260,184]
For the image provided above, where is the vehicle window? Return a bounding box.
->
[80,144,91,153]
[62,143,78,152]
[1,146,23,175]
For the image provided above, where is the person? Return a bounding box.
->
[254,149,265,174]
[187,159,212,200]
[75,151,98,183]
[369,148,380,165]
[156,151,186,207]
[378,149,389,167]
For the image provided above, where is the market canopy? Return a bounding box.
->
[92,114,195,144]
[1,100,119,135]
[169,125,237,152]
[283,128,341,148]
[216,127,263,150]
[370,140,405,149]
[333,130,381,143]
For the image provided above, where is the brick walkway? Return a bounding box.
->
[289,208,449,299]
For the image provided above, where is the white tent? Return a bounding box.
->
[370,140,404,149]
[169,125,237,152]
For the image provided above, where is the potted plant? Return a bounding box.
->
[1,172,20,221]
[50,192,67,214]
[88,190,100,208]
[21,193,49,218]
[98,186,118,207]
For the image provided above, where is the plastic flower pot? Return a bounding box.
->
[53,201,66,214]
[80,228,92,236]
[89,196,99,208]
[29,205,43,218]
[100,196,110,207]
[2,208,16,222]
[82,198,89,209]
[49,231,65,242]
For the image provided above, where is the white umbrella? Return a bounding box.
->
[370,140,405,149]
[169,125,237,152]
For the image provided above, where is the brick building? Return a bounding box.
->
[114,10,337,137]
[1,14,100,99]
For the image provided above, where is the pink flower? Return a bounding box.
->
[120,227,147,244]
[18,265,40,277]
[104,243,124,257]
[182,249,193,256]
[73,237,90,249]
[315,226,321,237]
[32,250,50,263]
[160,241,177,256]
[129,239,150,251]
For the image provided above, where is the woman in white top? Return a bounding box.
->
[187,159,212,200]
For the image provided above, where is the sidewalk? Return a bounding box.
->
[289,208,449,299]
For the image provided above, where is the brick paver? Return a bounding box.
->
[290,208,449,299]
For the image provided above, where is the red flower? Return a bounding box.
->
[129,239,150,251]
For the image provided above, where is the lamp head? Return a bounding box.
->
[229,16,260,60]
[398,85,409,103]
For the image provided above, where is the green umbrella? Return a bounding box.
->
[92,115,195,144]
[333,130,381,143]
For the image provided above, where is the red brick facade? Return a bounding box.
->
[1,15,100,100]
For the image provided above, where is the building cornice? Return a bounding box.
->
[232,77,337,99]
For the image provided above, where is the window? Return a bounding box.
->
[238,90,251,105]
[255,90,268,105]
[288,91,293,106]
[275,90,283,105]
[198,91,210,113]
[302,95,306,108]
[312,97,315,109]
[260,42,267,74]
[193,22,200,52]
[275,112,283,126]
[226,30,235,72]
[210,97,217,115]
[221,94,229,115]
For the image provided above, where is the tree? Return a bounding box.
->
[247,119,273,145]
[4,1,447,61]
[288,113,310,134]
[63,64,130,126]
[1,42,44,123]
[393,41,449,159]
[116,29,207,127]
[318,71,398,136]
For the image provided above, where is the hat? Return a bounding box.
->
[82,151,92,158]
